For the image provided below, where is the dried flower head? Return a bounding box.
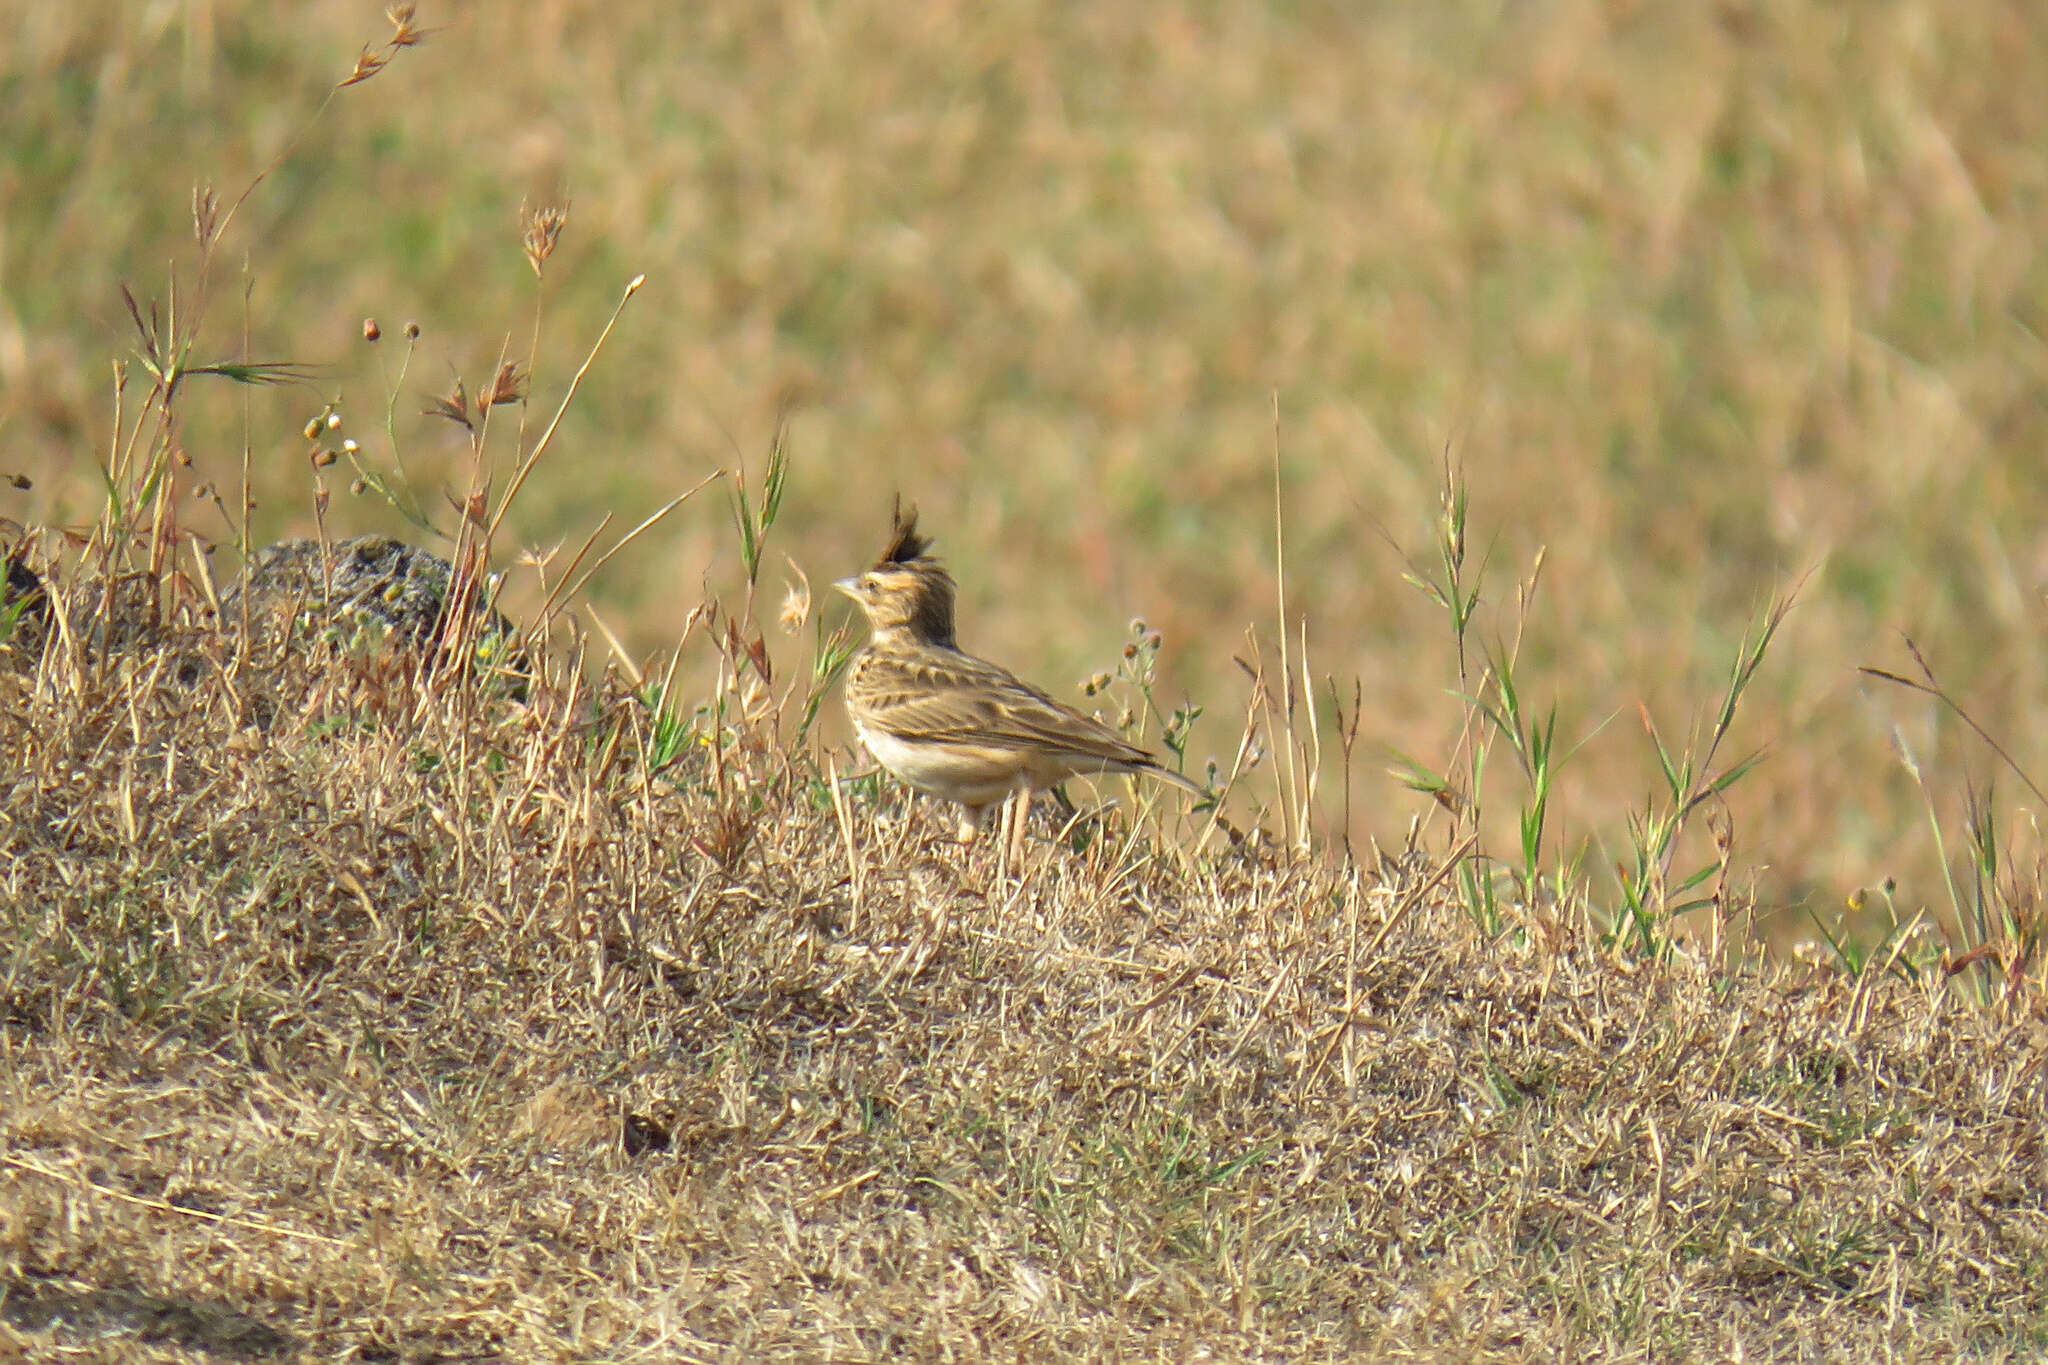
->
[363,318,382,343]
[404,321,421,341]
[425,381,474,432]
[386,4,426,48]
[486,362,527,407]
[192,185,220,250]
[448,486,489,530]
[521,202,569,277]
[339,44,389,88]
[779,564,812,635]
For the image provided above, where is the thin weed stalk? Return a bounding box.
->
[1267,395,1317,855]
[1612,578,1802,956]
[1863,639,2048,1006]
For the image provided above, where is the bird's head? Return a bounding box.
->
[834,501,957,647]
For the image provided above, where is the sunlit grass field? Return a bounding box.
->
[7,6,2048,1357]
[6,3,2048,933]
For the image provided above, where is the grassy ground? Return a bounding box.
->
[5,1,2048,1358]
[3,624,2045,1360]
[5,2,2048,933]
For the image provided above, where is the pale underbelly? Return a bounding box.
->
[854,722,1033,808]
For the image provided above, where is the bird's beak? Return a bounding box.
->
[831,577,861,600]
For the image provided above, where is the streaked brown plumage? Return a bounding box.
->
[835,505,1201,848]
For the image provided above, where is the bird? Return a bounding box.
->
[835,503,1203,864]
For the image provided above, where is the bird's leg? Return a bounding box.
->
[993,798,1009,886]
[955,804,985,845]
[1003,787,1032,879]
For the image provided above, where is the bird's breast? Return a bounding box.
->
[851,719,1032,808]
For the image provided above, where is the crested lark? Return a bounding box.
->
[836,505,1202,858]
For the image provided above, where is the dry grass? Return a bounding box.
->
[7,3,2048,1358]
[6,2,2048,928]
[3,625,2047,1360]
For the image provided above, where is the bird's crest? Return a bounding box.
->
[878,497,934,567]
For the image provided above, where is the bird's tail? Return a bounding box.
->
[1141,761,1206,798]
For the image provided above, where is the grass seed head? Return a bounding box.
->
[386,4,425,48]
[339,45,389,88]
[487,361,527,406]
[522,202,569,277]
[426,380,473,431]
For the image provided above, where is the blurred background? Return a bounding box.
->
[4,1,2046,942]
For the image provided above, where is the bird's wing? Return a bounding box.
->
[854,648,1158,768]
